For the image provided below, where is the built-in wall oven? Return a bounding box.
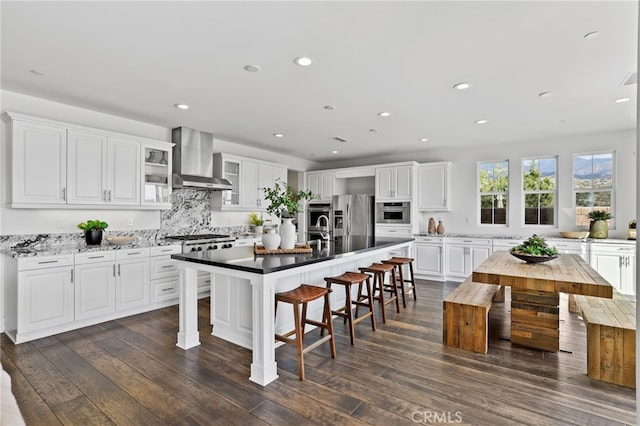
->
[307,203,332,240]
[376,202,410,224]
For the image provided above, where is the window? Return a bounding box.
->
[573,152,614,227]
[479,161,508,225]
[523,157,557,225]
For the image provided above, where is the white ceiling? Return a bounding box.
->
[1,1,637,163]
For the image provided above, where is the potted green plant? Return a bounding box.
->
[262,180,314,249]
[587,210,612,239]
[77,219,109,245]
[249,212,264,234]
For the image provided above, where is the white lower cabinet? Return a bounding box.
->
[18,260,75,334]
[150,245,181,302]
[590,243,635,296]
[74,252,117,320]
[116,249,150,311]
[413,237,444,280]
[444,238,492,282]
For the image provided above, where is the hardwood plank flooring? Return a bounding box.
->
[2,280,636,425]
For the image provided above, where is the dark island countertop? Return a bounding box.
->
[171,236,414,274]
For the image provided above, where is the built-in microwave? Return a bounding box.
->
[376,202,410,224]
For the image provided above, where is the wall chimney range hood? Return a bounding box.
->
[171,127,233,190]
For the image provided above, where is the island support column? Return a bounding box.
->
[249,274,279,386]
[177,266,201,349]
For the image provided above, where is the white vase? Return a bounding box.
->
[279,218,296,249]
[262,229,280,250]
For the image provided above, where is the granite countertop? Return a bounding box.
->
[413,232,635,244]
[2,239,180,259]
[171,236,414,275]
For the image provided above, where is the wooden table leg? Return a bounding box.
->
[510,289,560,352]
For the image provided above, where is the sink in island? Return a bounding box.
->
[171,236,413,386]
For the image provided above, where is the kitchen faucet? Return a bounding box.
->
[315,215,331,240]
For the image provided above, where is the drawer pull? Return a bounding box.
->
[88,255,105,259]
[38,260,58,264]
[463,240,473,243]
[160,249,174,252]
[161,288,174,292]
[127,252,142,255]
[161,265,175,269]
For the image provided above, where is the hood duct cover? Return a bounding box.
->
[171,127,233,190]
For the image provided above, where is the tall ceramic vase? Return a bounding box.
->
[279,218,296,250]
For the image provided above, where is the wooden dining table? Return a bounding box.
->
[472,251,613,351]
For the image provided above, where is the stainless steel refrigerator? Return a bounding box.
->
[332,194,375,239]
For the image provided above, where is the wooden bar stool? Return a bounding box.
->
[359,263,400,324]
[323,271,376,345]
[382,256,417,308]
[274,284,336,381]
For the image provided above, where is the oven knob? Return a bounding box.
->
[207,246,213,250]
[214,245,219,249]
[225,243,233,248]
[190,247,197,252]
[197,247,203,251]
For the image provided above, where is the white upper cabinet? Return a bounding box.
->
[141,143,173,208]
[213,153,287,211]
[417,162,451,211]
[375,165,413,200]
[9,112,168,209]
[11,119,67,205]
[307,171,334,202]
[66,132,140,206]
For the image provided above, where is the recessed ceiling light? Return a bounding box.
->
[475,119,488,124]
[614,97,630,103]
[244,64,261,72]
[29,69,44,76]
[453,82,472,90]
[324,105,336,110]
[538,91,554,98]
[331,150,338,154]
[273,133,284,138]
[419,138,429,142]
[584,31,600,39]
[378,112,391,117]
[369,128,379,133]
[294,56,313,66]
[174,103,189,110]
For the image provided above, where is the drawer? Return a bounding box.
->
[115,248,150,260]
[376,226,412,237]
[150,256,179,279]
[590,243,635,253]
[150,245,182,256]
[18,254,74,271]
[235,238,261,247]
[447,237,492,246]
[198,274,212,293]
[415,236,444,244]
[151,277,179,302]
[75,251,116,265]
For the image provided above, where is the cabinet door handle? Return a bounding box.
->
[117,264,121,276]
[626,256,630,267]
[62,187,66,201]
[108,190,112,202]
[443,198,446,206]
[619,256,623,268]
[70,269,74,283]
[113,264,116,277]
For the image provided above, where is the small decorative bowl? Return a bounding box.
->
[105,235,136,245]
[559,231,590,239]
[510,251,558,264]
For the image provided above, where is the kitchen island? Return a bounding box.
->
[172,236,413,386]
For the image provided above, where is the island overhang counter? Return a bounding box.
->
[172,236,413,386]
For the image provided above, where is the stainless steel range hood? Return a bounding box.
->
[171,127,233,190]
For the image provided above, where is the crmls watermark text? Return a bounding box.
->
[412,410,463,424]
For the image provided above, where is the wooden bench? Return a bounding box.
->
[574,294,636,389]
[443,278,501,353]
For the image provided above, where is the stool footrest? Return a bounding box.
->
[303,335,333,354]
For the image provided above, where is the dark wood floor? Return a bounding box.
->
[2,280,636,425]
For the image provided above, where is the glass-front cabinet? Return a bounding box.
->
[222,158,240,207]
[141,142,173,208]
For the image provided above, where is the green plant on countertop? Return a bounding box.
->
[262,179,314,218]
[511,234,557,257]
[587,210,613,221]
[249,212,264,226]
[77,219,109,231]
[629,220,636,229]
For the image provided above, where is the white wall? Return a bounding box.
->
[322,129,636,239]
[0,90,320,235]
